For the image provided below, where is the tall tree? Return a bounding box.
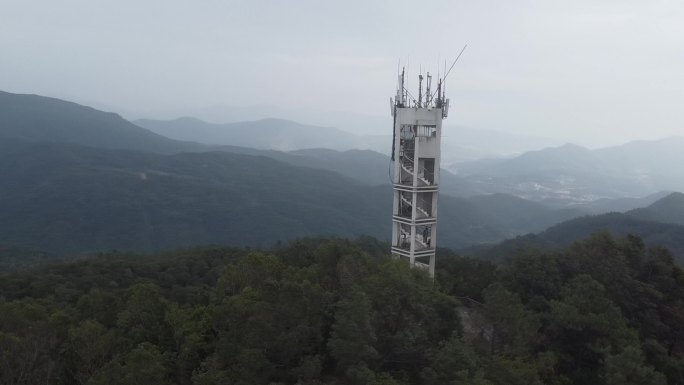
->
[328,289,379,385]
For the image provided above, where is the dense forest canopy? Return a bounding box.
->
[1,233,683,385]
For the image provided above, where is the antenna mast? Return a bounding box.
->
[417,74,424,108]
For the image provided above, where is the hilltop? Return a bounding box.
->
[0,90,204,154]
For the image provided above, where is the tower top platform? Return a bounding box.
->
[390,68,450,119]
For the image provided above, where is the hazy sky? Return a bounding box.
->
[2,0,683,147]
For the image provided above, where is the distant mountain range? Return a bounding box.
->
[134,116,564,164]
[28,90,683,209]
[4,89,684,264]
[133,115,684,209]
[134,117,363,152]
[0,91,485,194]
[0,91,451,187]
[0,91,205,154]
[452,139,684,205]
[141,103,564,158]
[0,90,584,255]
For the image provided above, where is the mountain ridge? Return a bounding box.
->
[134,116,362,152]
[468,192,684,264]
[0,90,466,190]
[627,192,684,226]
[0,90,209,154]
[453,137,684,204]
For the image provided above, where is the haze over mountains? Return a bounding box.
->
[135,117,364,152]
[2,89,684,263]
[452,139,684,205]
[135,112,684,207]
[135,115,564,164]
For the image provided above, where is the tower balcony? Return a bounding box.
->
[392,223,435,253]
[393,183,438,193]
[394,191,436,223]
[396,147,437,188]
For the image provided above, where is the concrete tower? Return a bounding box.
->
[390,68,449,277]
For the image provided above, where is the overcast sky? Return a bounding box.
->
[2,0,683,147]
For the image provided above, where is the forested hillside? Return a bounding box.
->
[467,192,684,264]
[628,192,684,226]
[0,140,389,253]
[1,234,682,385]
[470,214,684,264]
